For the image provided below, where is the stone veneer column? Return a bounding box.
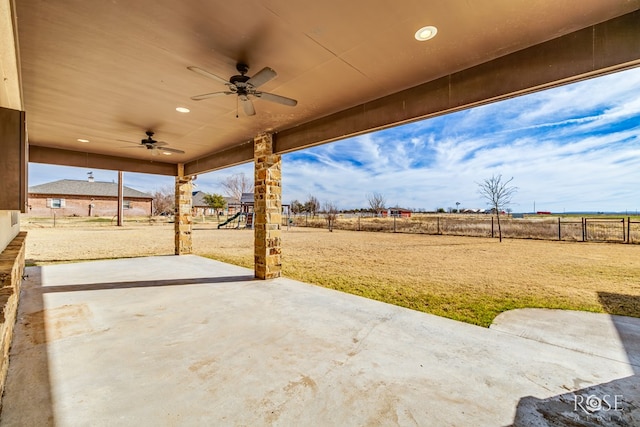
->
[174,164,193,255]
[254,133,282,279]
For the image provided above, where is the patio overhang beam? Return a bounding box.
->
[29,145,176,176]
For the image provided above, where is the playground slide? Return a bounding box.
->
[217,212,242,229]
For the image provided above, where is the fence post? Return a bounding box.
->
[628,217,631,244]
[582,217,586,242]
[358,214,361,231]
[437,216,440,235]
[622,218,626,243]
[491,216,494,238]
[558,217,561,241]
[393,215,397,233]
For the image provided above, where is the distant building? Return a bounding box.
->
[28,179,152,217]
[383,207,412,218]
[192,191,214,216]
[192,191,239,216]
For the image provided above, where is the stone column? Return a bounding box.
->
[254,133,282,279]
[174,164,193,255]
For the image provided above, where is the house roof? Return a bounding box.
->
[224,196,239,206]
[192,191,207,207]
[240,193,254,205]
[28,179,152,199]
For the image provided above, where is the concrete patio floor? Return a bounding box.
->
[1,255,638,426]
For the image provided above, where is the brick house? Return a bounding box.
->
[28,179,152,217]
[191,191,238,216]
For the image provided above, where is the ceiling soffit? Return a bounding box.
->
[12,1,640,175]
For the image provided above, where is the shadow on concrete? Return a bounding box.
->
[1,267,55,426]
[33,275,256,294]
[510,293,640,426]
[511,375,639,426]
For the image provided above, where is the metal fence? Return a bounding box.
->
[289,214,640,244]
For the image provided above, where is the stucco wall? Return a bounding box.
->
[0,211,19,252]
[27,196,152,217]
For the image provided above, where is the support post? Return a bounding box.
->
[254,133,282,279]
[117,171,123,226]
[174,164,193,255]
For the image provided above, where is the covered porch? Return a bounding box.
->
[2,255,639,425]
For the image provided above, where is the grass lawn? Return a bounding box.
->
[199,228,640,327]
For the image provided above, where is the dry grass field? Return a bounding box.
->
[22,219,640,327]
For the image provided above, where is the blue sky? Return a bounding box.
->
[30,67,640,213]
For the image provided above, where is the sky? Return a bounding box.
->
[29,67,640,213]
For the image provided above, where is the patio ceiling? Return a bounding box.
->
[8,0,640,176]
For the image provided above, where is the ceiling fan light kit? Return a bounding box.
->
[119,130,185,156]
[188,63,298,117]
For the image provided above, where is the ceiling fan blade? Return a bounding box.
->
[120,145,145,149]
[154,141,168,147]
[191,91,233,101]
[160,147,186,154]
[187,66,230,86]
[240,96,256,116]
[256,91,298,107]
[247,67,276,88]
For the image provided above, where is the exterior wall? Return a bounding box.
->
[0,231,26,401]
[192,206,216,216]
[0,211,20,252]
[27,195,152,217]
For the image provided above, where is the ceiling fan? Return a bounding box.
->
[120,131,185,156]
[187,63,298,116]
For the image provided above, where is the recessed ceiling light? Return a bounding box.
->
[77,138,90,143]
[161,151,172,155]
[415,26,438,41]
[176,107,190,113]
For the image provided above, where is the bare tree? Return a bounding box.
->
[477,174,517,242]
[367,192,386,216]
[324,201,338,232]
[151,186,174,216]
[221,172,254,202]
[305,195,320,218]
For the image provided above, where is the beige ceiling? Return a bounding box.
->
[11,0,640,174]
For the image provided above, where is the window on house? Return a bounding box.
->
[123,200,131,209]
[47,198,65,209]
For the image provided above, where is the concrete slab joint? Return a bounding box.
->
[254,133,282,279]
[174,167,193,255]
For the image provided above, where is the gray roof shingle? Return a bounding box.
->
[28,179,152,199]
